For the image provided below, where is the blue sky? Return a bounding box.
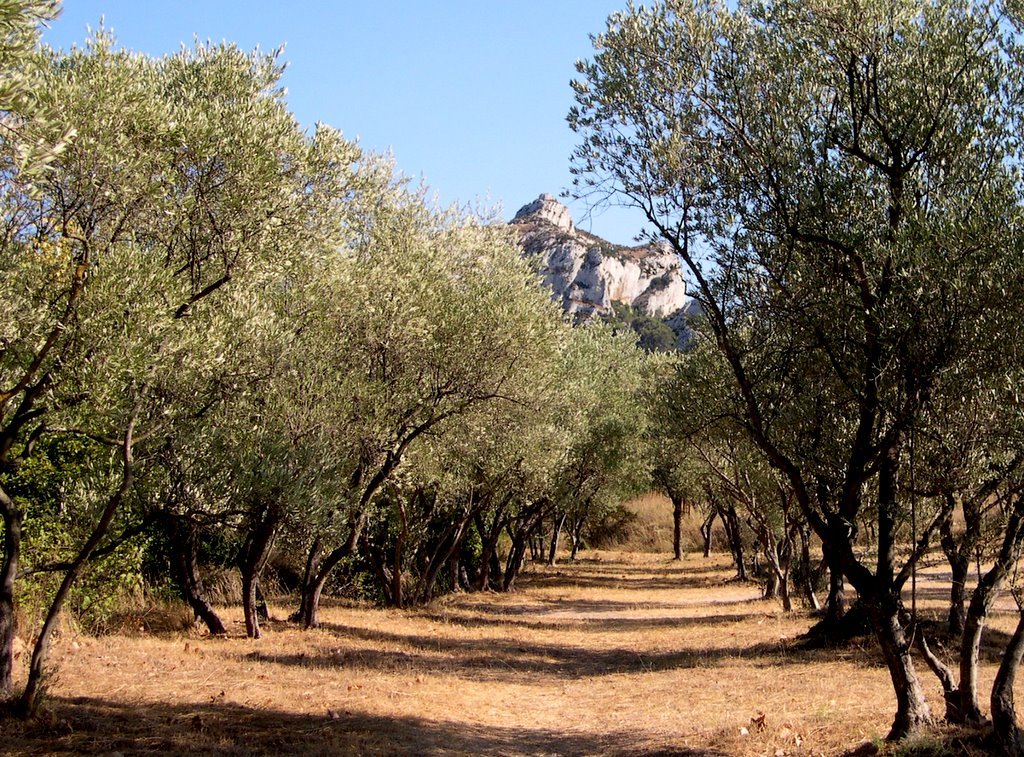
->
[42,1,649,245]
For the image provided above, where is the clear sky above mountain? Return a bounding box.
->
[41,1,650,246]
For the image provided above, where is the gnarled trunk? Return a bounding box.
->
[797,524,821,612]
[296,511,368,628]
[940,504,970,637]
[474,511,502,592]
[916,631,962,722]
[822,542,847,627]
[417,507,474,604]
[864,591,932,739]
[959,503,1024,724]
[240,504,280,639]
[503,528,530,592]
[991,609,1024,756]
[763,570,780,600]
[947,553,969,637]
[720,504,746,580]
[291,536,323,624]
[700,509,716,557]
[170,516,225,635]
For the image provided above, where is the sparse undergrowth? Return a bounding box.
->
[1,551,1016,756]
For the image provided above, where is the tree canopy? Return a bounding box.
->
[571,0,1024,742]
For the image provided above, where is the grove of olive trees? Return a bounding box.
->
[571,0,1024,747]
[0,0,656,724]
[7,0,1024,754]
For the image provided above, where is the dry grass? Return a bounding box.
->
[0,550,1019,756]
[616,493,718,553]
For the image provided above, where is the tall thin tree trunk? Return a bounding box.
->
[548,512,566,566]
[671,494,684,560]
[19,419,136,716]
[0,486,22,696]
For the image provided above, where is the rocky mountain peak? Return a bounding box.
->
[510,194,691,322]
[512,193,575,233]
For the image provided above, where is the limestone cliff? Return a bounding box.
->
[510,194,692,320]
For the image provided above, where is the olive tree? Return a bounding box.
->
[1,32,361,710]
[570,0,1024,738]
[290,196,566,625]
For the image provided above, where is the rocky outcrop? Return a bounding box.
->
[511,194,691,319]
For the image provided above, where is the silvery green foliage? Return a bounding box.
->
[0,0,70,176]
[1,32,362,446]
[570,0,1024,737]
[0,28,364,675]
[571,0,1024,484]
[571,0,1024,561]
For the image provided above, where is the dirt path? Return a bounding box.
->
[0,551,1006,755]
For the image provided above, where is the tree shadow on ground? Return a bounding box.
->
[426,593,764,619]
[0,696,726,756]
[910,618,1017,667]
[558,557,727,575]
[417,607,769,633]
[519,570,742,593]
[244,620,875,683]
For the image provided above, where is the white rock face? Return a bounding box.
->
[511,194,691,319]
[513,193,575,233]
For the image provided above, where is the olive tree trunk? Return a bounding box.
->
[0,486,21,697]
[296,512,368,628]
[170,516,226,635]
[671,494,684,561]
[959,503,1024,724]
[991,609,1024,756]
[865,592,932,739]
[547,511,566,566]
[940,509,970,637]
[699,508,716,557]
[239,504,280,640]
[18,418,136,716]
